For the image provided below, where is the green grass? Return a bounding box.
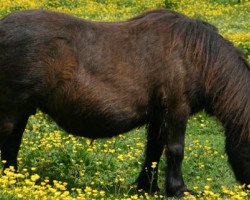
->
[0,112,245,199]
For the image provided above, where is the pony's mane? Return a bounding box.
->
[129,9,218,31]
[127,9,249,141]
[132,10,249,141]
[163,11,250,141]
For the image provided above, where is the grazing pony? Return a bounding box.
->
[0,9,249,197]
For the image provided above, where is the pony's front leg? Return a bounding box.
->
[136,113,166,193]
[165,107,193,197]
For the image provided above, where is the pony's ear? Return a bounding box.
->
[199,20,218,32]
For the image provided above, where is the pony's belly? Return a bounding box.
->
[43,94,148,138]
[53,111,146,139]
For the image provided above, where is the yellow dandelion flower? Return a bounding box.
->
[204,185,210,190]
[151,162,157,169]
[100,190,105,196]
[30,174,40,182]
[84,186,92,193]
[117,154,124,161]
[31,167,37,171]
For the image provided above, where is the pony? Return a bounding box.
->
[0,9,249,197]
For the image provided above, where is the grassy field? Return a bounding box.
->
[0,0,249,199]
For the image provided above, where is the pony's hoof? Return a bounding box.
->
[166,187,195,198]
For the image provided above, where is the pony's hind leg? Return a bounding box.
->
[136,112,166,193]
[0,110,31,170]
[1,114,30,170]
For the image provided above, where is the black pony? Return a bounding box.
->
[0,9,249,197]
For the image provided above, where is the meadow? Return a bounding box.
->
[0,0,249,199]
